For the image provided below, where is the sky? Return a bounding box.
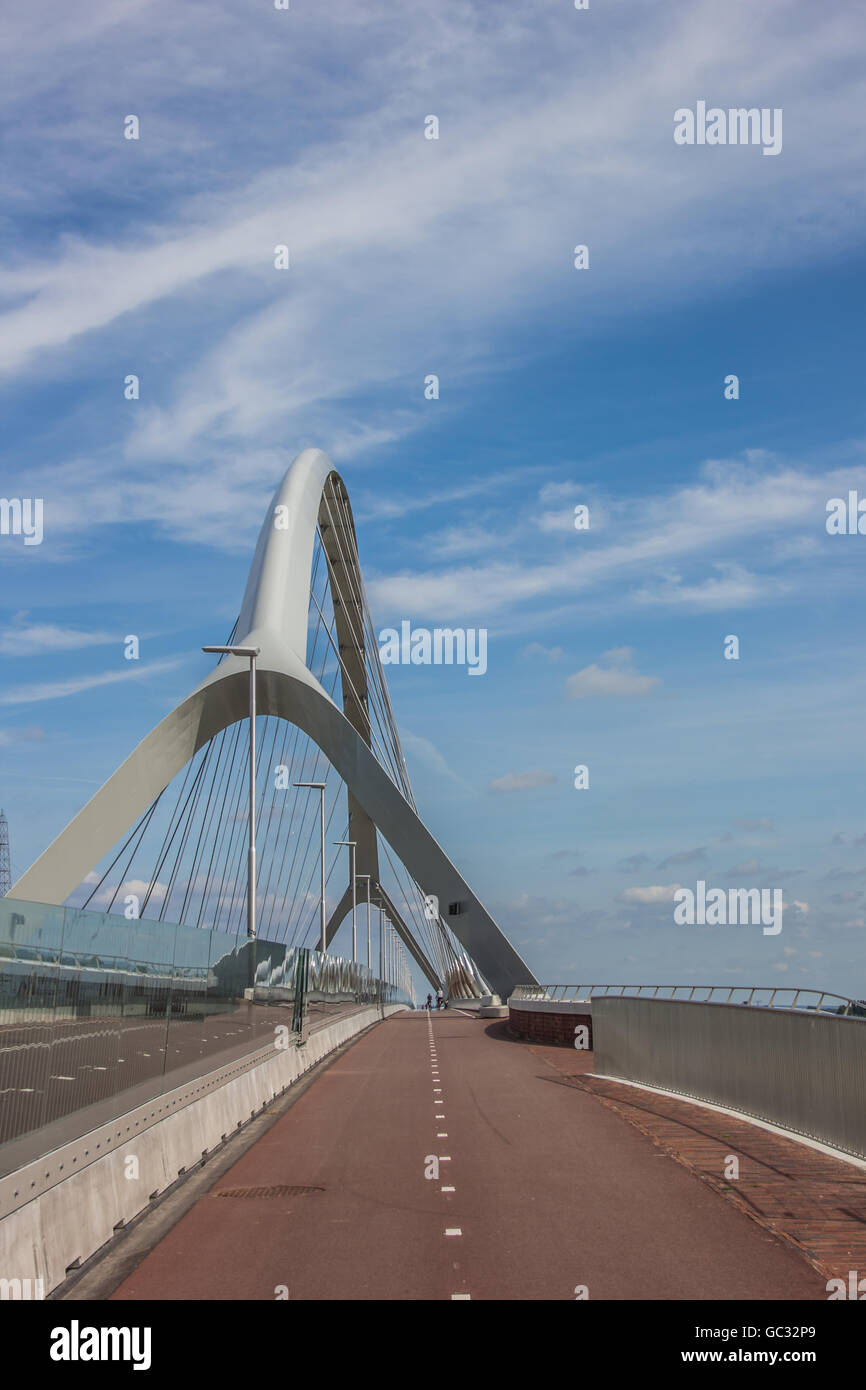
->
[1,0,865,998]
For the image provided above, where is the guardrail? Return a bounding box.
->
[592,994,866,1161]
[511,983,866,1017]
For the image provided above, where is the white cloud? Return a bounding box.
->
[87,878,168,910]
[488,769,556,794]
[621,884,683,903]
[567,648,660,700]
[520,642,564,663]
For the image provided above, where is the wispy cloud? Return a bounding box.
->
[0,725,45,746]
[358,470,531,525]
[631,563,788,611]
[401,728,473,792]
[366,456,866,628]
[618,854,652,873]
[0,657,184,705]
[656,847,707,870]
[0,622,118,656]
[488,769,556,794]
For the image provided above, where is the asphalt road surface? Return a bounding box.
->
[110,1010,824,1301]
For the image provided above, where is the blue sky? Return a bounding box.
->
[1,0,865,996]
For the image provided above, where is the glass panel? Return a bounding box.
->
[0,896,411,1174]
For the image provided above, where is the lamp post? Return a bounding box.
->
[202,645,260,943]
[334,840,357,961]
[295,781,326,952]
[378,905,385,1017]
[356,874,372,970]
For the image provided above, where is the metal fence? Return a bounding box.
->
[511,983,866,1016]
[0,895,409,1172]
[592,994,866,1162]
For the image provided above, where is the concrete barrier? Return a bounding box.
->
[507,996,593,1048]
[450,995,508,1017]
[0,1003,404,1296]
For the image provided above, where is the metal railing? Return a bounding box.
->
[592,994,866,1161]
[510,983,866,1017]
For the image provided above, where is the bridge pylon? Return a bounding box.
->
[11,449,538,1001]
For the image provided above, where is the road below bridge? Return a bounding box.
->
[109,1010,823,1301]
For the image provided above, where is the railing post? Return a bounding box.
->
[292,947,309,1040]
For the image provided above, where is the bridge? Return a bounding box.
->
[1,449,865,1310]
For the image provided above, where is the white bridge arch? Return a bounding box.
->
[12,449,537,1000]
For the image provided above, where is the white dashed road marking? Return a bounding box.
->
[427,1017,470,1296]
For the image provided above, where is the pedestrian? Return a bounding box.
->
[436,988,443,1010]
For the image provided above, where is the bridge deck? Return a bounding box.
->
[108,1010,824,1301]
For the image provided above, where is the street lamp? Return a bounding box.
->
[334,839,357,961]
[202,644,260,941]
[295,781,326,952]
[356,873,372,970]
[378,904,385,1017]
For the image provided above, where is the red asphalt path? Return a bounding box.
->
[111,1011,823,1301]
